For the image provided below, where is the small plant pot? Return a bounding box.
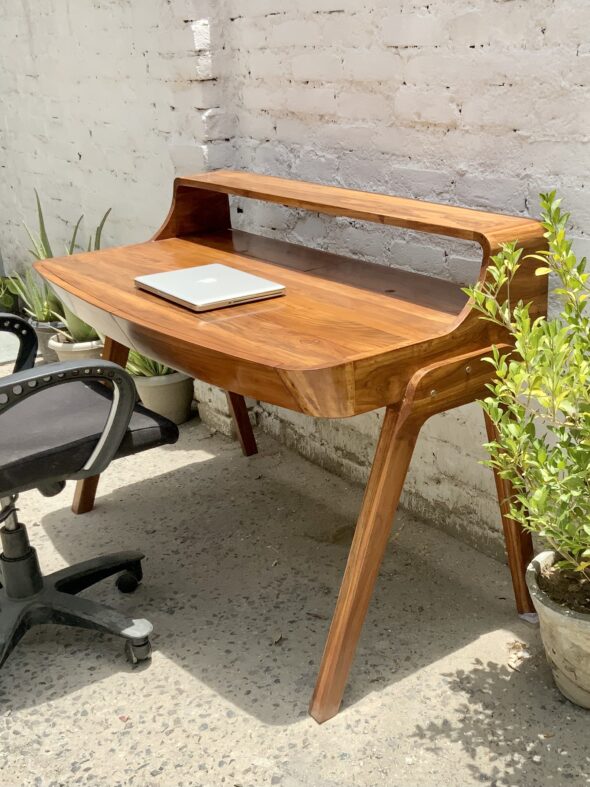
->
[47,334,104,363]
[526,551,590,709]
[29,320,64,364]
[131,371,194,425]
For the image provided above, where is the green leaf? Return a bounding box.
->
[67,215,84,255]
[34,189,53,258]
[93,207,111,251]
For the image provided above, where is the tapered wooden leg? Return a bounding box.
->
[72,337,130,515]
[484,412,534,614]
[309,405,420,723]
[226,391,258,456]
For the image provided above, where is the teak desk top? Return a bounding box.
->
[36,170,546,419]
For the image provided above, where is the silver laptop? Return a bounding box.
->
[135,263,285,312]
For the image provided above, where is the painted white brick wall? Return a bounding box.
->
[2,0,589,557]
[213,0,590,558]
[0,0,232,268]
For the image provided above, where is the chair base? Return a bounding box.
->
[0,527,153,668]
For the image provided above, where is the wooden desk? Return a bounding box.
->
[37,171,548,723]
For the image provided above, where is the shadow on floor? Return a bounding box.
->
[0,426,545,726]
[412,654,588,786]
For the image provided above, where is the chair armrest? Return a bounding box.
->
[0,359,137,479]
[0,313,37,372]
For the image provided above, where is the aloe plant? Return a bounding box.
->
[7,268,61,322]
[52,305,99,343]
[19,190,111,337]
[126,350,173,377]
[24,190,111,259]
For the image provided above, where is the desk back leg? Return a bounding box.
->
[309,404,419,723]
[483,412,534,614]
[226,391,258,456]
[72,337,130,515]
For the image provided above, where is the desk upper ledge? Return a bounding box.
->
[174,170,545,247]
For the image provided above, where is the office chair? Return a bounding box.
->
[0,313,179,665]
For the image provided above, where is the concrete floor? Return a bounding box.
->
[0,332,18,365]
[1,420,588,787]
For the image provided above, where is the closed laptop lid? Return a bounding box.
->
[135,263,285,308]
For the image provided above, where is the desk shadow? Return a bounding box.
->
[0,436,529,726]
[412,655,588,786]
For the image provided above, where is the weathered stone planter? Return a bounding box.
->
[29,320,63,364]
[131,371,193,425]
[526,550,590,709]
[48,334,104,363]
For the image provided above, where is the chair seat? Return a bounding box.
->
[0,379,179,496]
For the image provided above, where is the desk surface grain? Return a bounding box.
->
[36,172,546,418]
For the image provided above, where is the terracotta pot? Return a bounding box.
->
[48,334,104,363]
[526,551,590,709]
[132,371,194,425]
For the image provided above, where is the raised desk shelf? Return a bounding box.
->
[36,170,546,419]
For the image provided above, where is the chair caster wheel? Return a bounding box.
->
[116,570,140,594]
[125,637,151,664]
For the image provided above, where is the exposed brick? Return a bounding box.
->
[393,86,460,126]
[381,11,449,48]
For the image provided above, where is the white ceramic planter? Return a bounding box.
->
[526,551,590,709]
[48,334,104,363]
[132,371,194,425]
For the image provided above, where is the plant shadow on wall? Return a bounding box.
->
[412,654,588,786]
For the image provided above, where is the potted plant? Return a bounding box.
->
[126,350,194,425]
[47,305,103,362]
[7,268,63,362]
[11,190,111,362]
[466,192,590,708]
[23,189,111,261]
[0,276,18,314]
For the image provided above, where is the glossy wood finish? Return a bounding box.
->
[177,170,539,245]
[36,173,547,420]
[226,391,258,457]
[36,171,548,723]
[310,344,513,721]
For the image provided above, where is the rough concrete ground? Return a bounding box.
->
[0,420,588,787]
[0,332,18,365]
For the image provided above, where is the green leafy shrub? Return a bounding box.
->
[465,193,590,580]
[0,277,17,311]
